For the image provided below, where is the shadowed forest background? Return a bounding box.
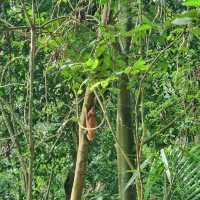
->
[0,0,200,200]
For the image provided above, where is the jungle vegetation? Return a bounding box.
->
[0,0,200,200]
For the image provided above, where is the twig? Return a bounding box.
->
[0,83,25,88]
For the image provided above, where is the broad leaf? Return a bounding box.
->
[172,17,192,25]
[183,0,200,7]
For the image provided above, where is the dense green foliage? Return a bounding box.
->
[0,0,200,199]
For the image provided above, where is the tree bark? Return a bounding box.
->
[116,1,136,200]
[116,74,136,200]
[70,89,95,200]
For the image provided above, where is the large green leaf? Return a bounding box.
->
[125,59,150,75]
[183,0,200,7]
[122,23,152,37]
[172,17,192,25]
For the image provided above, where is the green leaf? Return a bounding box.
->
[95,43,106,58]
[122,23,152,37]
[134,23,152,33]
[172,17,192,25]
[85,58,99,70]
[90,75,118,90]
[0,89,5,97]
[192,27,200,37]
[144,159,163,200]
[183,0,200,7]
[125,59,150,75]
[160,149,172,184]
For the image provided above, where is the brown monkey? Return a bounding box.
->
[86,106,96,141]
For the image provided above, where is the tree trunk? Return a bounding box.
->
[116,1,136,200]
[116,74,136,200]
[70,89,95,200]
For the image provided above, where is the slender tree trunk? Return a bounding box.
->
[70,89,95,200]
[70,2,111,199]
[27,1,36,199]
[116,1,136,199]
[116,74,136,200]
